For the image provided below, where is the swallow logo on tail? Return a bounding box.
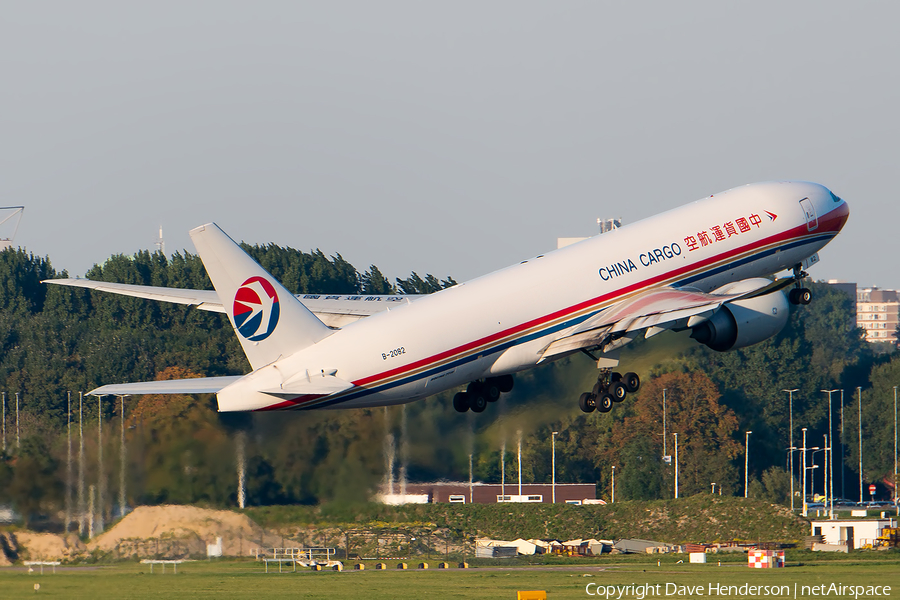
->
[233,276,280,341]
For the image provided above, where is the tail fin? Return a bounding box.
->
[189,223,334,369]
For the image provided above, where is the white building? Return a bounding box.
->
[810,518,896,551]
[857,288,899,344]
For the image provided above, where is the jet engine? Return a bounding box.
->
[690,287,790,352]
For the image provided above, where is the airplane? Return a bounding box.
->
[45,181,849,414]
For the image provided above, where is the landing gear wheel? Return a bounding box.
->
[495,375,514,393]
[789,288,812,305]
[470,393,488,413]
[610,372,622,383]
[453,392,470,413]
[578,392,596,413]
[592,382,603,396]
[623,372,640,393]
[597,393,614,413]
[484,383,501,402]
[609,381,627,402]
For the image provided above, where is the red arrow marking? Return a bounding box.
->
[765,211,778,221]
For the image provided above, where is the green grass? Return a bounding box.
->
[2,553,897,599]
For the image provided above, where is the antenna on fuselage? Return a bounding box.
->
[596,217,622,234]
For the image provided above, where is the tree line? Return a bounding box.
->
[0,243,896,529]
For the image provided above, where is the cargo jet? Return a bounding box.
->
[45,181,849,414]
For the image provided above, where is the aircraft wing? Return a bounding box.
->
[90,376,243,396]
[540,278,793,361]
[43,278,419,327]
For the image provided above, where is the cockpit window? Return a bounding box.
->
[830,191,843,203]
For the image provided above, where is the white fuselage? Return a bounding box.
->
[216,181,848,411]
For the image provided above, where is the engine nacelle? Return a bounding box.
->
[690,291,790,352]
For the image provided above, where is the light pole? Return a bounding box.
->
[611,465,616,503]
[858,387,863,504]
[784,389,799,511]
[78,392,85,535]
[674,433,679,499]
[840,389,845,500]
[802,428,811,516]
[894,386,898,506]
[97,395,104,533]
[744,431,753,498]
[119,395,127,518]
[823,435,830,518]
[810,448,824,502]
[551,431,558,504]
[66,392,72,534]
[662,389,667,459]
[822,389,838,516]
[517,429,522,498]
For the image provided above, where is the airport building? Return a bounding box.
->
[809,518,898,551]
[828,281,899,344]
[856,287,900,344]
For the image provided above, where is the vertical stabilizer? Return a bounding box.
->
[189,223,334,369]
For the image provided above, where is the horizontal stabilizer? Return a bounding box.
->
[89,376,243,396]
[44,278,224,312]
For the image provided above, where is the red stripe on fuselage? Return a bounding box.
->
[254,393,327,411]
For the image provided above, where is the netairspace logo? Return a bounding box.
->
[584,583,893,599]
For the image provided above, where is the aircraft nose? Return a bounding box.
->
[822,190,849,234]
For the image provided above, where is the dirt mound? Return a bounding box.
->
[88,505,280,558]
[0,532,17,566]
[15,532,85,561]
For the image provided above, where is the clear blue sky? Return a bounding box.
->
[1,2,895,287]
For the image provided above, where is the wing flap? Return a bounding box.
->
[540,279,785,360]
[89,376,243,396]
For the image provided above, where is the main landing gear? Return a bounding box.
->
[578,369,640,414]
[453,375,515,413]
[788,264,812,306]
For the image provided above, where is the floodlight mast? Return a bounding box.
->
[822,389,838,518]
[551,431,558,504]
[783,389,799,512]
[894,386,898,507]
[611,465,616,503]
[857,387,863,504]
[744,431,753,498]
[673,433,679,499]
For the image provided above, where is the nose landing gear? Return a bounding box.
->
[579,369,640,414]
[788,264,812,306]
